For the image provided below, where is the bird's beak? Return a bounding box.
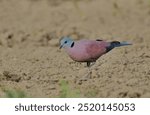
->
[59,45,63,49]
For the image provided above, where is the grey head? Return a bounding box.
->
[59,36,75,49]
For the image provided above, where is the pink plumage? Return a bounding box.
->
[65,40,110,62]
[60,37,131,67]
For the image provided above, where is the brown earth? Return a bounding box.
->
[0,0,150,98]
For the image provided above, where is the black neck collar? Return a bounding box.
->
[71,42,75,48]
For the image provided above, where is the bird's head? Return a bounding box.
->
[59,36,74,49]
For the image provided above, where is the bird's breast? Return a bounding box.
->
[66,46,89,62]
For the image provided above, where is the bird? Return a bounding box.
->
[60,36,132,67]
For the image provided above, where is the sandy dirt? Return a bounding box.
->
[0,0,150,98]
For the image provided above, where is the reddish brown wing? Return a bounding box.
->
[86,42,106,60]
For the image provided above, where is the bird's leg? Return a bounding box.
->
[87,61,96,67]
[87,66,92,78]
[87,62,91,67]
[79,62,93,81]
[89,62,96,67]
[86,61,96,77]
[78,61,96,83]
[86,62,92,78]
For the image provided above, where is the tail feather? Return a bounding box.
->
[106,41,132,52]
[111,41,132,47]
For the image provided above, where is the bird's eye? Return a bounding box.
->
[64,41,67,44]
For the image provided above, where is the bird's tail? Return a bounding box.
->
[106,41,132,52]
[111,41,132,47]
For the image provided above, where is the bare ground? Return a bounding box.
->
[0,0,150,97]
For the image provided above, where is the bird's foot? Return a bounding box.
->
[86,62,96,67]
[89,62,96,67]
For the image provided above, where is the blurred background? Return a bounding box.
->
[0,0,150,98]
